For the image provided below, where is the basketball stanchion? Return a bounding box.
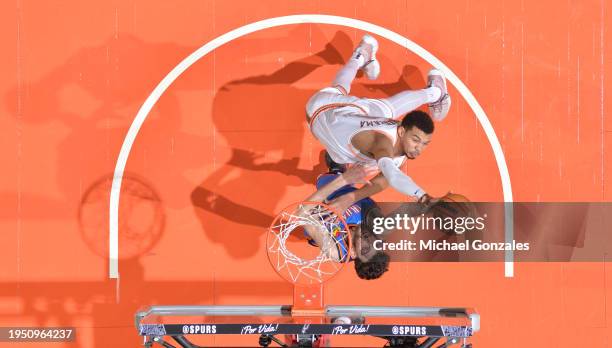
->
[134,201,480,347]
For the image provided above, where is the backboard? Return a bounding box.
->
[135,304,479,347]
[134,202,479,347]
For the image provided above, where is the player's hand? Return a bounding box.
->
[418,193,440,206]
[421,192,476,234]
[341,164,375,185]
[328,192,356,215]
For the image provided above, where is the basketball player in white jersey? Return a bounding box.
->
[306,34,451,214]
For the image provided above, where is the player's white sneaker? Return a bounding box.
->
[427,69,451,121]
[352,34,380,80]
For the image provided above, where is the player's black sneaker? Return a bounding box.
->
[324,151,347,174]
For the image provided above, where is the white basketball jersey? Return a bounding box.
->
[309,104,407,168]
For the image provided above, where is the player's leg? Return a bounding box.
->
[378,87,439,118]
[331,34,380,95]
[306,35,381,121]
[377,69,451,121]
[354,86,439,120]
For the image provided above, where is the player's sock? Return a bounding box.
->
[425,86,442,103]
[382,88,441,118]
[331,58,361,94]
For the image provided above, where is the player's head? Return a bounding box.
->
[352,205,390,280]
[397,110,434,160]
[349,224,390,280]
[354,248,390,280]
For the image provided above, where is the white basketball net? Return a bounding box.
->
[268,203,350,284]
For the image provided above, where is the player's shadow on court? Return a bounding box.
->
[191,29,428,258]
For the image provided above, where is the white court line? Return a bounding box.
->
[109,15,515,279]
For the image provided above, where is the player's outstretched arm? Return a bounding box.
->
[303,164,371,203]
[376,157,426,199]
[299,164,370,233]
[327,172,387,214]
[298,165,370,262]
[362,133,428,200]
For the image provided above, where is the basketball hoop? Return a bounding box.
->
[267,201,351,285]
[135,204,480,347]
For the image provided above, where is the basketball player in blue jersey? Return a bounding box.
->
[306,34,451,215]
[300,164,390,280]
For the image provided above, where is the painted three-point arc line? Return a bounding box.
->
[109,15,514,281]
